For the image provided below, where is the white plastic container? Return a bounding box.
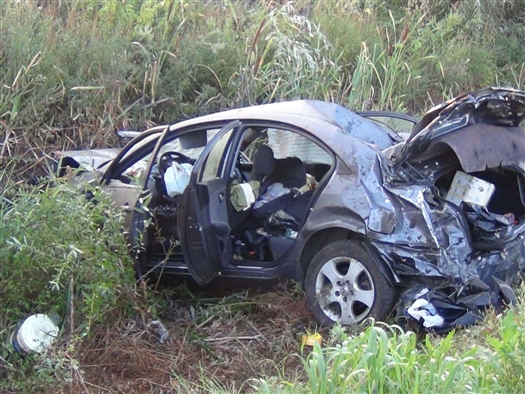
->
[13,314,59,353]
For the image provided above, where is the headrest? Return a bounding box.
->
[251,145,275,177]
[269,157,306,188]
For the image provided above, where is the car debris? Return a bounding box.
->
[301,332,322,347]
[383,88,525,331]
[147,320,170,343]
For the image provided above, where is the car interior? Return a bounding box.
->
[142,125,334,268]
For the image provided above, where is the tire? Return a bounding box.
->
[305,239,397,327]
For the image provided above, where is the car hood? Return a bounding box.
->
[54,147,122,172]
[387,88,525,168]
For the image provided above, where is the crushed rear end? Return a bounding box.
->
[377,88,525,330]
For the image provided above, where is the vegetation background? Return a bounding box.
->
[2,0,525,163]
[2,0,525,392]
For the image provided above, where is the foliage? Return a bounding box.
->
[0,176,139,391]
[0,179,136,329]
[234,2,345,106]
[257,292,525,394]
[1,0,525,159]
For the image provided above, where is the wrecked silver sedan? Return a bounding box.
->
[57,88,525,331]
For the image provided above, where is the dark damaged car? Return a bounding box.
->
[56,88,525,331]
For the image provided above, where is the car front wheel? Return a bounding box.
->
[305,239,397,326]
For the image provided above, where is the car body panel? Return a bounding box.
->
[55,107,414,175]
[378,89,525,330]
[424,123,525,173]
[167,101,397,150]
[55,147,121,173]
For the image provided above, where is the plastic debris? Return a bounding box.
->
[407,298,445,328]
[13,314,59,354]
[265,210,300,233]
[301,333,322,347]
[147,320,170,343]
[285,228,298,239]
[253,183,290,209]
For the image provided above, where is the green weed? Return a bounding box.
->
[258,320,507,393]
[0,180,136,329]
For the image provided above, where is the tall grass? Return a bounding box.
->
[234,3,347,106]
[1,0,525,161]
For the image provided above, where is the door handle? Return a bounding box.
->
[121,204,132,213]
[218,192,225,202]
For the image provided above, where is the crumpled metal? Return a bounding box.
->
[367,88,525,332]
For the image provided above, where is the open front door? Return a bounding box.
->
[177,121,239,284]
[102,127,167,241]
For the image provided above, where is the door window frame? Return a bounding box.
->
[102,125,169,184]
[229,121,337,173]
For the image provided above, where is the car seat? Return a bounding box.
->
[230,145,275,233]
[250,145,275,183]
[253,156,308,221]
[261,157,306,193]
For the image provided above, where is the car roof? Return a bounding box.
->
[168,100,394,150]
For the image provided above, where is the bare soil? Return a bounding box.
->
[71,279,319,393]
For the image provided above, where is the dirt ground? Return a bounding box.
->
[72,278,320,393]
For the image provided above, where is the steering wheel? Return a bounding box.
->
[158,151,193,176]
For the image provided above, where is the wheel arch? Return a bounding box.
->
[300,227,398,286]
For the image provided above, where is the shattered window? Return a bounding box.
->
[266,128,332,164]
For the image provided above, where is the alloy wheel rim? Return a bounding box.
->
[315,256,375,324]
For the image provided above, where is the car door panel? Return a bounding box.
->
[102,127,168,239]
[104,179,143,233]
[178,122,239,284]
[180,178,232,284]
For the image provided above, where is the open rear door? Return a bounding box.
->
[177,121,240,284]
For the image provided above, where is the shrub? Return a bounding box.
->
[0,179,137,336]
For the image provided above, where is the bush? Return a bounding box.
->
[0,177,141,390]
[0,180,136,332]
